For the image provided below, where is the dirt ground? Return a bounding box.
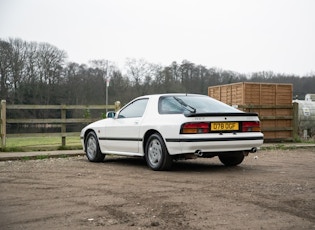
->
[0,148,314,230]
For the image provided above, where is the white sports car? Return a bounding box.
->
[80,94,263,170]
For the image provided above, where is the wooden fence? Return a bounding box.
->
[0,100,302,149]
[208,82,298,141]
[237,104,298,142]
[0,100,121,148]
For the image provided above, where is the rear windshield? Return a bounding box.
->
[158,95,240,114]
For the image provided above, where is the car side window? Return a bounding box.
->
[118,98,149,118]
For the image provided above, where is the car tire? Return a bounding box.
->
[218,152,244,166]
[85,131,105,162]
[145,133,173,171]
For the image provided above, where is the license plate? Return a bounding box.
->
[211,122,239,131]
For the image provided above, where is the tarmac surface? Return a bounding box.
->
[0,143,314,161]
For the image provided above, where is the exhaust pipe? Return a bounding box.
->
[250,147,257,153]
[195,150,203,157]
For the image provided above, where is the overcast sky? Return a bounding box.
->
[1,0,314,75]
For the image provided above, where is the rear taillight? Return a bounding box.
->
[242,121,261,132]
[180,121,261,134]
[181,122,209,134]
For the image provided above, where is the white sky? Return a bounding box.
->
[0,0,314,75]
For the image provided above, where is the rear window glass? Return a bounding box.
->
[158,95,240,114]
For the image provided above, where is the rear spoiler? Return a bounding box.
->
[184,112,258,117]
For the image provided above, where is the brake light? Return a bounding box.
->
[242,121,261,132]
[181,122,209,134]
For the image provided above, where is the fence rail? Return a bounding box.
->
[0,100,121,148]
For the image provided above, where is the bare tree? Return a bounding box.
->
[0,40,12,100]
[36,42,67,104]
[125,58,156,95]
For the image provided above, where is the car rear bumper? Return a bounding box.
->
[165,133,264,155]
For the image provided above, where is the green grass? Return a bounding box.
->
[1,136,82,152]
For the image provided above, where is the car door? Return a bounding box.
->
[101,98,149,155]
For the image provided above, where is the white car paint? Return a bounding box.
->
[80,94,264,170]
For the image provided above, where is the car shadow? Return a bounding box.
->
[104,156,147,168]
[171,160,242,172]
[100,156,253,173]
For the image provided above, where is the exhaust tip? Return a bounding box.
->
[194,150,203,157]
[250,147,257,153]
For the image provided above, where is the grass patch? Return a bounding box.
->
[2,136,82,152]
[21,156,31,161]
[264,144,296,150]
[36,155,50,160]
[261,143,315,151]
[19,154,70,161]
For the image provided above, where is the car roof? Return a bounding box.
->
[136,93,207,99]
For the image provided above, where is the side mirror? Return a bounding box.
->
[106,111,116,118]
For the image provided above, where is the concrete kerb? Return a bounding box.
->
[0,143,314,161]
[0,150,85,161]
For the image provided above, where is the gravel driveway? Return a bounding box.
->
[0,148,314,230]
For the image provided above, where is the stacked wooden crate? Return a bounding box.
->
[208,82,293,141]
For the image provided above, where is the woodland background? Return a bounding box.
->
[1,38,315,107]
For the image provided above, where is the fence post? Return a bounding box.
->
[292,102,299,140]
[1,100,7,149]
[61,105,66,147]
[115,101,121,111]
